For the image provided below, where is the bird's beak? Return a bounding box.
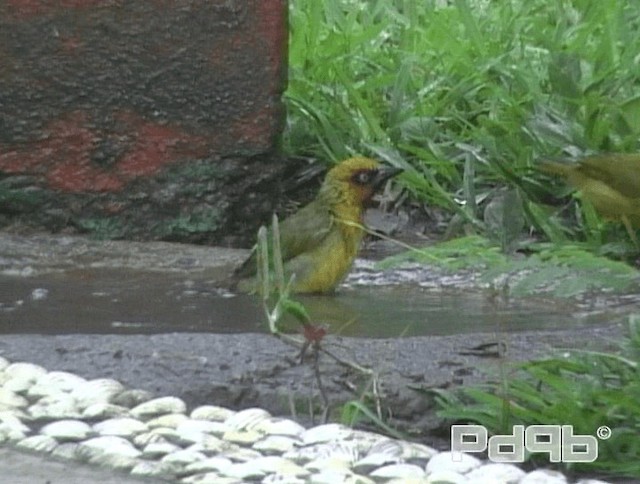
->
[373,166,403,189]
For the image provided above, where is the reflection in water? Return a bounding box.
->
[0,269,631,337]
[296,287,621,337]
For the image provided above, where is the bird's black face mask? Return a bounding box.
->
[350,166,403,188]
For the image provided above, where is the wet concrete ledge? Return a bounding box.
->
[0,231,628,440]
[0,231,630,482]
[0,232,248,278]
[0,447,153,484]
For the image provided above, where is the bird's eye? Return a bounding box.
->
[352,170,375,185]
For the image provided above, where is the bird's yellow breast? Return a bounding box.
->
[540,157,640,227]
[289,214,363,293]
[572,173,640,226]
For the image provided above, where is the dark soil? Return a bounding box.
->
[0,327,625,450]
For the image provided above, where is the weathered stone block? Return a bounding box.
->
[0,0,288,243]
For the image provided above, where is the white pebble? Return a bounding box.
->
[284,441,359,465]
[111,388,154,408]
[253,435,299,454]
[253,417,305,437]
[222,429,263,445]
[130,460,181,478]
[302,423,353,445]
[0,407,29,421]
[176,429,219,447]
[147,427,186,446]
[369,438,437,461]
[350,429,388,452]
[251,456,309,476]
[40,419,93,441]
[426,469,469,484]
[141,440,181,458]
[177,418,227,437]
[218,447,262,462]
[222,461,267,480]
[131,396,186,419]
[161,448,207,465]
[184,456,234,475]
[0,411,30,434]
[93,417,148,437]
[177,427,227,447]
[71,378,124,410]
[353,452,401,472]
[87,452,139,470]
[191,405,235,422]
[82,402,130,419]
[146,412,189,429]
[520,469,568,484]
[309,469,374,484]
[199,436,231,454]
[52,442,80,460]
[387,479,434,484]
[4,362,47,381]
[77,435,141,459]
[0,388,29,408]
[17,435,58,453]
[30,371,87,397]
[29,394,81,420]
[133,431,167,447]
[426,451,482,475]
[263,475,306,484]
[466,462,526,483]
[370,463,426,479]
[0,421,28,441]
[304,457,351,472]
[182,473,233,484]
[224,407,271,431]
[4,375,38,394]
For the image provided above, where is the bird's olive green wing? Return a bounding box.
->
[234,199,334,278]
[277,200,334,261]
[579,154,640,199]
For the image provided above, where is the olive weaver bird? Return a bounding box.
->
[539,153,640,244]
[234,157,402,294]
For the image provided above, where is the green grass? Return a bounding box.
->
[284,4,640,473]
[432,315,640,478]
[286,0,640,251]
[377,236,640,297]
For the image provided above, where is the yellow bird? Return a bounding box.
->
[235,157,402,294]
[539,153,640,241]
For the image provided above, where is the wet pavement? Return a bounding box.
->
[0,233,634,338]
[0,231,634,481]
[1,269,627,337]
[0,447,155,484]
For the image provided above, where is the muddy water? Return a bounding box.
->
[0,267,630,338]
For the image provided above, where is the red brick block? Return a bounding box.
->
[0,0,289,242]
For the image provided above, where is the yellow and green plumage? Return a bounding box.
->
[539,153,640,240]
[235,157,402,294]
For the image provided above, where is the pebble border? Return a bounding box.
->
[0,356,613,484]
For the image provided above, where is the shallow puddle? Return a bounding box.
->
[0,267,633,338]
